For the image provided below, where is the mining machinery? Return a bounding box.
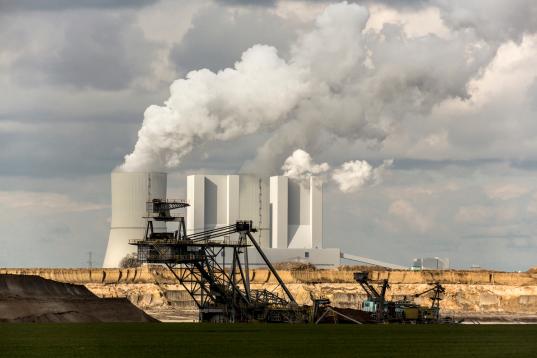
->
[131,199,309,323]
[413,282,446,322]
[354,271,389,322]
[391,282,449,323]
[354,271,450,323]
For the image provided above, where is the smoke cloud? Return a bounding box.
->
[121,1,526,173]
[332,159,393,192]
[281,149,330,181]
[281,148,392,193]
[122,44,307,171]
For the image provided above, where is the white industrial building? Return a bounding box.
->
[102,172,167,268]
[270,176,322,249]
[186,174,340,267]
[187,174,270,247]
[103,172,406,269]
[411,257,450,270]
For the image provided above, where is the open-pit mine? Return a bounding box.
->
[2,266,536,323]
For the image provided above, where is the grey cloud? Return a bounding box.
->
[215,0,429,9]
[0,209,109,267]
[214,0,277,6]
[0,0,157,12]
[12,13,160,90]
[215,0,537,43]
[329,163,537,270]
[509,160,537,172]
[435,0,537,43]
[0,118,139,177]
[241,20,497,174]
[170,4,300,74]
[528,77,537,109]
[391,159,501,171]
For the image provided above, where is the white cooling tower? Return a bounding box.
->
[102,172,167,268]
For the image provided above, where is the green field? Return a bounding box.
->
[1,323,536,358]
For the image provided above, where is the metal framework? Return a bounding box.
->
[354,272,451,323]
[131,199,308,323]
[354,271,389,321]
[414,282,445,321]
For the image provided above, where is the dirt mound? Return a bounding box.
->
[0,274,157,323]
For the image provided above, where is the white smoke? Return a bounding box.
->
[122,45,307,171]
[281,148,392,192]
[281,149,330,181]
[332,159,393,193]
[121,1,526,173]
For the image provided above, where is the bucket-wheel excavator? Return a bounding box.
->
[131,199,309,323]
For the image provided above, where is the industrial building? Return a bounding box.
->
[186,174,270,247]
[186,174,340,267]
[270,176,322,249]
[102,172,167,268]
[103,171,405,269]
[411,257,450,270]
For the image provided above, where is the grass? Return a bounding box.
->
[1,323,536,358]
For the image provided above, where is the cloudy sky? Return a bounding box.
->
[1,0,537,270]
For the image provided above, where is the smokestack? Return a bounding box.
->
[102,171,167,268]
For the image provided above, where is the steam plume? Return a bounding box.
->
[332,159,393,192]
[121,1,514,173]
[281,148,392,193]
[281,149,330,181]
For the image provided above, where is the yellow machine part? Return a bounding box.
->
[403,308,419,320]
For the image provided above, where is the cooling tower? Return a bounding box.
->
[270,176,323,249]
[186,174,270,247]
[102,172,167,268]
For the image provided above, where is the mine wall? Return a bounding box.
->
[2,267,537,320]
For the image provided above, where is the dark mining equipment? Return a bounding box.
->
[130,199,456,324]
[131,199,310,323]
[354,271,454,324]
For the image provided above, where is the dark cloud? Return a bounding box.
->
[214,0,429,9]
[0,0,157,12]
[214,0,277,5]
[170,4,300,74]
[12,13,159,90]
[392,159,501,171]
[0,118,138,178]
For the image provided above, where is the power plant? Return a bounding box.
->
[103,172,167,268]
[186,174,340,267]
[128,197,453,323]
[3,171,512,325]
[103,171,404,269]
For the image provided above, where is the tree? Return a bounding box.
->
[119,253,140,268]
